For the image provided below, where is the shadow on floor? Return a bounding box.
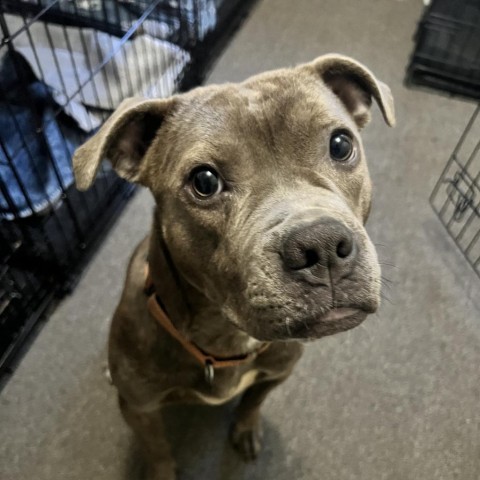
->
[122,402,293,480]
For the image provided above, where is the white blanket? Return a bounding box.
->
[6,14,190,131]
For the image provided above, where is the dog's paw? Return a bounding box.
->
[230,421,263,462]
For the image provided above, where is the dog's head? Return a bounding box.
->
[73,54,394,342]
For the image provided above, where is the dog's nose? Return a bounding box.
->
[281,218,356,276]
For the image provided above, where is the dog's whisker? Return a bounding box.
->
[285,320,292,337]
[378,262,399,269]
[380,278,394,291]
[301,316,309,332]
[380,292,395,306]
[381,275,394,284]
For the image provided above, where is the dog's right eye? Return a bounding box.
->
[190,166,224,198]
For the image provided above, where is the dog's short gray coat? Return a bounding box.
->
[73,54,394,480]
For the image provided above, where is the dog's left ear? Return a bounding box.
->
[307,54,395,128]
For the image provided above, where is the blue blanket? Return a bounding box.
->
[0,54,83,220]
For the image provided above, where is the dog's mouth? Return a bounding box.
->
[242,306,371,342]
[319,307,362,322]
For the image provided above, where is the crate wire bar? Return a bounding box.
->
[406,0,480,278]
[0,0,256,380]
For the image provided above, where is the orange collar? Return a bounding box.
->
[144,265,269,383]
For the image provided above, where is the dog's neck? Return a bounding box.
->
[148,220,262,358]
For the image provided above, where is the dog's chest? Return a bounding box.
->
[197,368,260,405]
[162,368,260,406]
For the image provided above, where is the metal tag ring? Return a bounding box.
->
[204,360,214,385]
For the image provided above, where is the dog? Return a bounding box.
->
[73,54,394,480]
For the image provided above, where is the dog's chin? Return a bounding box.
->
[250,308,370,342]
[289,308,369,340]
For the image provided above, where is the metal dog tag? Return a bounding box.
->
[204,360,214,385]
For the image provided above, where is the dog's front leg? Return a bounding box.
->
[230,377,288,462]
[119,396,175,480]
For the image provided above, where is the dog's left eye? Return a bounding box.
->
[330,131,355,162]
[191,166,224,198]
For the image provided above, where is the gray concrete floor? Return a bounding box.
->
[2,0,480,479]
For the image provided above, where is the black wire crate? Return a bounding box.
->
[406,0,480,278]
[405,0,480,100]
[0,0,256,379]
[430,106,480,278]
[0,0,218,48]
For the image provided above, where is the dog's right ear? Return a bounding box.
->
[73,96,175,190]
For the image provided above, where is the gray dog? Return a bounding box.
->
[73,54,395,480]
